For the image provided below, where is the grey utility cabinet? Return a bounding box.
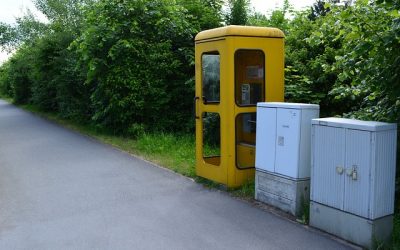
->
[310,118,397,249]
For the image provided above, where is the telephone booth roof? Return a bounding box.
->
[195,25,285,42]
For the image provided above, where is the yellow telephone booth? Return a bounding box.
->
[194,25,284,188]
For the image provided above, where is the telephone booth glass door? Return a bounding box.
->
[235,50,265,170]
[201,52,221,166]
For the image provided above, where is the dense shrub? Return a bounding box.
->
[31,32,90,119]
[75,0,203,133]
[2,47,35,104]
[30,34,63,111]
[0,61,13,97]
[284,11,344,117]
[54,46,91,122]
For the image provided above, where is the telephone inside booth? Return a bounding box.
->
[235,50,264,106]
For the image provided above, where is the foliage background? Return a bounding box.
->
[0,0,399,213]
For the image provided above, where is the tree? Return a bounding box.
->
[0,22,18,51]
[247,0,291,32]
[0,11,47,51]
[284,10,344,116]
[178,0,223,31]
[0,0,90,51]
[225,0,250,25]
[1,46,36,104]
[33,0,93,33]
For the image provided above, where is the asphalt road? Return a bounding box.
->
[0,99,354,250]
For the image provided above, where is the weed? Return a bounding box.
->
[231,180,255,199]
[297,195,310,224]
[135,132,196,177]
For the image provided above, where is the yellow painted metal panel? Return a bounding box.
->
[236,143,255,168]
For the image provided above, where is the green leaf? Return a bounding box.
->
[324,3,331,9]
[389,10,400,18]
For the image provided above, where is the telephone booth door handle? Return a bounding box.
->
[194,96,200,119]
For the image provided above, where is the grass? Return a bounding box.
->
[230,180,255,198]
[297,195,310,225]
[134,133,196,177]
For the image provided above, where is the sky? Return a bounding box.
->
[0,0,316,63]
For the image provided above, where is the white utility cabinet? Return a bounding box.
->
[310,117,397,249]
[255,102,319,216]
[256,102,320,178]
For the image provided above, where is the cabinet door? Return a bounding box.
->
[311,125,345,209]
[275,108,301,178]
[344,129,371,218]
[255,107,276,172]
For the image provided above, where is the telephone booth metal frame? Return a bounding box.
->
[194,25,284,188]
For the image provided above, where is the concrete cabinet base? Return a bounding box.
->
[255,170,309,217]
[310,201,393,249]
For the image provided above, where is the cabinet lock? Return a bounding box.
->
[346,165,358,180]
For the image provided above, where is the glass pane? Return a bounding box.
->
[202,112,221,166]
[202,53,220,103]
[235,50,265,106]
[236,113,256,169]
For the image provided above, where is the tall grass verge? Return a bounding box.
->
[135,133,196,177]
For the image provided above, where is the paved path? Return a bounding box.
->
[0,99,354,250]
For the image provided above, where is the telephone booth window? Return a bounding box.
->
[236,113,256,169]
[202,112,221,166]
[202,53,220,103]
[235,50,265,106]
